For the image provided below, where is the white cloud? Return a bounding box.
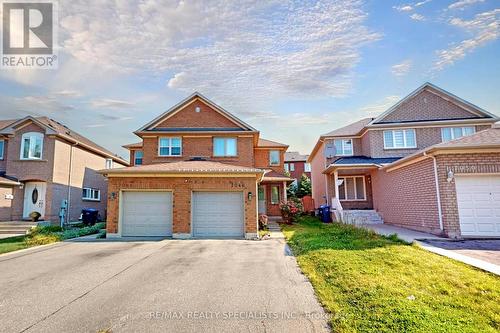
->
[57,0,380,110]
[358,95,401,116]
[394,5,414,12]
[434,9,499,70]
[89,99,135,109]
[53,90,83,98]
[410,13,425,21]
[391,60,412,76]
[448,0,485,10]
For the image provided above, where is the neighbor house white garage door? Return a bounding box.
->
[455,175,500,237]
[121,191,173,237]
[192,192,244,238]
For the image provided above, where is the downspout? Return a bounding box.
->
[66,143,78,226]
[425,152,444,232]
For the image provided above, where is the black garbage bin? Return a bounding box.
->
[81,208,98,225]
[319,205,332,223]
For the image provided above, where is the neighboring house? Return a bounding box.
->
[100,93,291,239]
[309,83,500,238]
[284,152,311,181]
[0,116,127,223]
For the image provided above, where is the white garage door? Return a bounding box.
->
[192,192,244,238]
[121,191,173,237]
[455,175,500,237]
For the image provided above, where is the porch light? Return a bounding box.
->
[447,169,454,183]
[248,192,253,201]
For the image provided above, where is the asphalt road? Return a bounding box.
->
[0,238,329,333]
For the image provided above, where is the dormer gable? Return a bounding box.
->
[370,83,497,125]
[136,92,257,133]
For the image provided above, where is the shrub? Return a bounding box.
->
[279,198,304,224]
[25,233,61,246]
[29,211,41,222]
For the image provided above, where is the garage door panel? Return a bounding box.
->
[193,192,244,238]
[456,176,500,237]
[122,192,173,237]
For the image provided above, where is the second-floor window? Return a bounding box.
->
[82,188,100,201]
[284,163,289,172]
[441,127,475,142]
[289,163,295,171]
[105,159,113,169]
[383,129,416,149]
[134,150,143,165]
[0,139,4,159]
[304,163,311,172]
[20,132,43,160]
[213,137,237,156]
[334,139,353,156]
[159,137,182,156]
[269,150,280,166]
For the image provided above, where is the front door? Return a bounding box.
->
[23,182,46,219]
[258,186,266,214]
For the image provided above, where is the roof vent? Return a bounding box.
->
[189,156,207,161]
[195,106,201,113]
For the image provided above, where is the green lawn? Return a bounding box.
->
[281,216,500,333]
[0,235,31,254]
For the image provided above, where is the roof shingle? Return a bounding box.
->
[322,118,373,137]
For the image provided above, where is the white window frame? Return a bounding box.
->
[284,163,289,172]
[289,163,295,171]
[334,139,354,156]
[105,158,113,169]
[269,150,280,166]
[20,132,44,160]
[441,126,475,142]
[82,188,101,201]
[304,163,311,172]
[383,129,417,149]
[213,137,237,157]
[158,137,182,157]
[338,176,366,201]
[134,150,143,165]
[0,139,4,159]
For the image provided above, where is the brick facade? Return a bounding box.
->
[106,176,258,236]
[284,161,311,180]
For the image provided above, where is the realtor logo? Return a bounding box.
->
[1,0,58,68]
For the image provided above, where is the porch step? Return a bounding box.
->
[343,210,383,225]
[0,222,38,236]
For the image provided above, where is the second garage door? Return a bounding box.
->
[455,175,500,237]
[192,192,244,238]
[121,191,173,237]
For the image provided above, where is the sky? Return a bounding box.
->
[0,0,499,160]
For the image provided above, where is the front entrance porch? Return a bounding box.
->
[258,170,294,217]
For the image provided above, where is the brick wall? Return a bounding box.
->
[285,161,311,180]
[106,176,258,236]
[254,148,285,173]
[0,186,13,220]
[142,135,255,167]
[0,138,8,171]
[436,152,500,238]
[154,100,242,129]
[377,90,478,123]
[310,142,327,208]
[372,158,442,235]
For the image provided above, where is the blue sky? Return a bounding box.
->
[0,0,499,159]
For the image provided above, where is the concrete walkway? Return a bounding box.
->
[359,223,500,276]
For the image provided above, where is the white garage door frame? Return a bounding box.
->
[455,174,500,238]
[190,190,246,238]
[118,189,174,237]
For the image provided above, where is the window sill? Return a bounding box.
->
[83,199,101,202]
[15,159,47,162]
[213,155,238,158]
[383,147,417,150]
[158,155,182,157]
[340,199,367,202]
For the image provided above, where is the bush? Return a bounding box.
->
[279,198,304,224]
[25,233,61,246]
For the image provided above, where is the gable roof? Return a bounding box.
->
[257,138,288,148]
[370,82,498,125]
[0,116,128,165]
[322,118,373,137]
[284,151,309,162]
[136,92,258,133]
[123,142,143,149]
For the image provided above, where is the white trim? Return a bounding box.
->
[334,139,354,156]
[158,136,182,157]
[82,187,101,201]
[338,176,366,201]
[383,129,417,149]
[105,158,113,169]
[441,126,475,142]
[213,137,238,157]
[134,150,144,165]
[304,163,311,172]
[20,132,44,160]
[427,153,444,231]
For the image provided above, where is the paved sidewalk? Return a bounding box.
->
[359,223,444,243]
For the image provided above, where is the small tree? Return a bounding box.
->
[287,180,297,198]
[296,174,312,198]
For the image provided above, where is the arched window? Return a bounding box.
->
[20,132,44,159]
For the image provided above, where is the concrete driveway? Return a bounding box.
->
[0,238,328,333]
[422,239,500,265]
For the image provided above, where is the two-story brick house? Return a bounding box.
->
[101,93,291,239]
[284,152,311,181]
[309,83,500,238]
[0,116,127,223]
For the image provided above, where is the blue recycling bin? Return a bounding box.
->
[319,205,332,223]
